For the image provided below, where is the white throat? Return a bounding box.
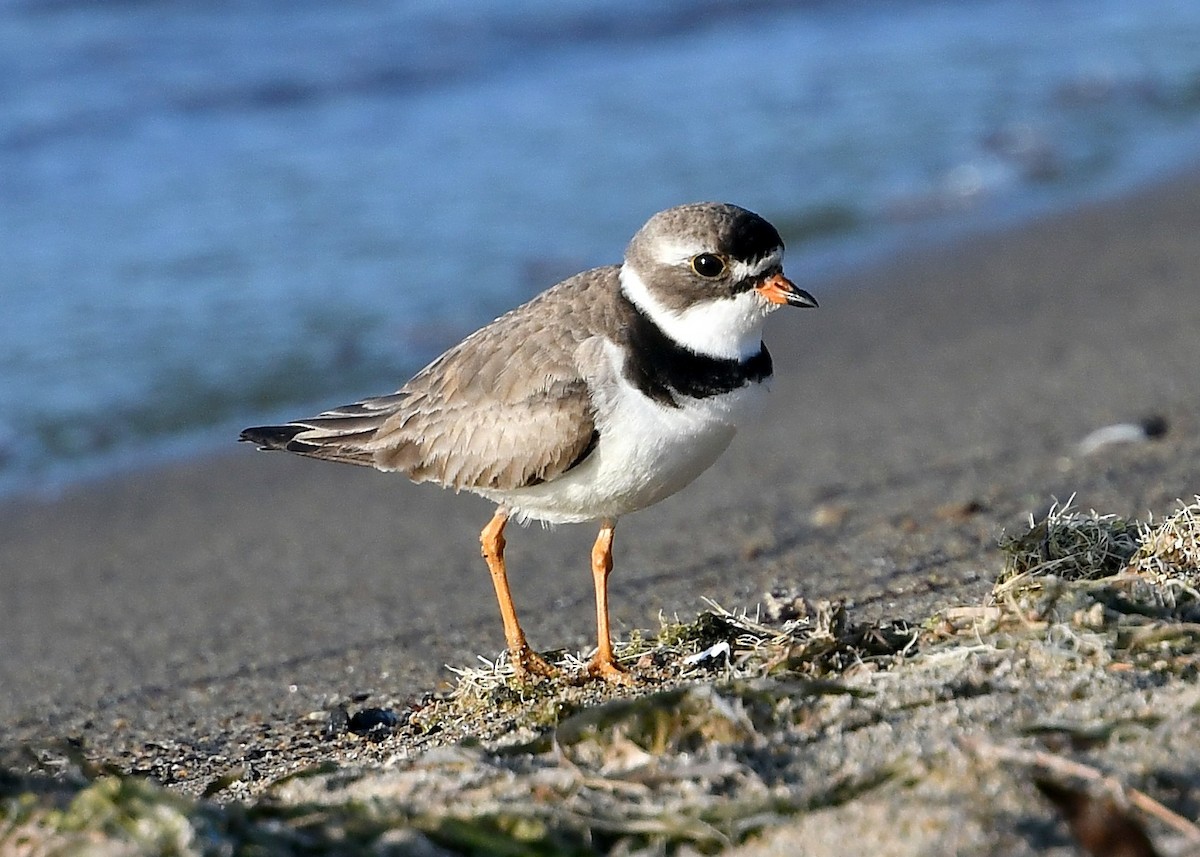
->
[619,264,771,361]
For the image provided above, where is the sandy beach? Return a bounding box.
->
[3,172,1200,849]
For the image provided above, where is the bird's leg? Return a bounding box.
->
[480,509,557,679]
[586,519,632,683]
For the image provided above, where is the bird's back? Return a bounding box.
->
[241,266,626,491]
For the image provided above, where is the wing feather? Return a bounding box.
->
[241,267,620,491]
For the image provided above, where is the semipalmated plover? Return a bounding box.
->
[241,202,817,682]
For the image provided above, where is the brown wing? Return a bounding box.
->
[242,267,619,492]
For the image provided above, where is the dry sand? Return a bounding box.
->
[2,171,1199,851]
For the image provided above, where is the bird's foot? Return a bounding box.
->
[510,645,560,681]
[584,654,634,685]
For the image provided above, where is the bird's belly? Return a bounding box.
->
[492,381,765,525]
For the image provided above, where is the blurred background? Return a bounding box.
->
[3,0,1200,498]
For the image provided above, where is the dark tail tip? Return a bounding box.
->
[240,424,305,450]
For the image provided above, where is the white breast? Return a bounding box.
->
[486,340,768,525]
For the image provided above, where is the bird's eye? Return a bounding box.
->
[690,253,726,278]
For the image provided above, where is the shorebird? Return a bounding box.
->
[241,202,817,681]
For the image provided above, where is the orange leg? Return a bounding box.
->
[586,519,632,683]
[480,510,557,679]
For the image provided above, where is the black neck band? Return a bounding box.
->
[616,290,773,408]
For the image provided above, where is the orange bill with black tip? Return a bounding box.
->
[756,272,818,308]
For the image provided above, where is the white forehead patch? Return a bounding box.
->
[729,247,784,282]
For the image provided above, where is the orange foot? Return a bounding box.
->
[511,645,560,680]
[585,654,635,685]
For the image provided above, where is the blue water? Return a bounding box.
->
[4,0,1200,497]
